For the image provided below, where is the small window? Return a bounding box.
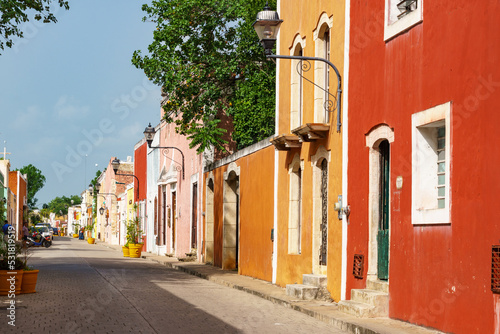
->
[385,0,423,41]
[411,102,451,225]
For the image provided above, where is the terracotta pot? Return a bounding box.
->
[122,246,130,257]
[87,238,95,244]
[21,270,39,294]
[0,270,24,296]
[128,244,142,258]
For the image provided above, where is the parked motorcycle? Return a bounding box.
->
[26,231,51,248]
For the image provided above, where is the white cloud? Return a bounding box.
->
[13,105,42,129]
[54,95,90,119]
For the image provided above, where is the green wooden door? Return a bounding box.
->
[377,140,390,280]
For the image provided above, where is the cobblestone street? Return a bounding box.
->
[1,237,347,334]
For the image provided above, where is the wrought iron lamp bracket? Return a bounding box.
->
[151,145,185,180]
[267,54,343,132]
[114,173,140,200]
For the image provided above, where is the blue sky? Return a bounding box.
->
[0,1,161,206]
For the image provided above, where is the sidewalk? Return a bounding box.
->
[99,242,443,334]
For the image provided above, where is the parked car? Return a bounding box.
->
[52,227,59,236]
[35,224,53,241]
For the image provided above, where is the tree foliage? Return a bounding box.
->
[132,0,276,152]
[47,195,81,215]
[0,0,69,54]
[16,164,46,209]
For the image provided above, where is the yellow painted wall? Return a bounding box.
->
[276,0,345,301]
[127,187,134,223]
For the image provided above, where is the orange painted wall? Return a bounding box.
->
[275,0,345,301]
[204,144,275,282]
[237,146,274,281]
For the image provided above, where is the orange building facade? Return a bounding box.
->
[204,140,275,282]
[271,0,346,301]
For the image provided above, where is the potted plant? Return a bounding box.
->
[85,222,96,244]
[126,217,143,258]
[72,223,80,238]
[19,246,38,294]
[0,233,24,296]
[122,242,130,257]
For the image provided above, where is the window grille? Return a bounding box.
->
[492,246,500,293]
[437,126,446,209]
[397,0,417,19]
[353,254,364,279]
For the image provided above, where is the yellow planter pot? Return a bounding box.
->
[73,234,79,238]
[21,270,39,294]
[87,238,95,244]
[0,270,23,296]
[122,246,130,257]
[128,244,142,258]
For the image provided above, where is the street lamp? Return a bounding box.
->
[111,158,140,199]
[88,183,101,194]
[253,2,343,131]
[99,206,105,215]
[143,123,185,179]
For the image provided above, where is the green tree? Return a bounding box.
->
[16,164,46,209]
[47,195,81,215]
[0,0,70,54]
[28,211,42,225]
[132,0,276,152]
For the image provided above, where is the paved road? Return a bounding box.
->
[1,237,348,334]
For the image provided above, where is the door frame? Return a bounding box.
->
[365,124,394,282]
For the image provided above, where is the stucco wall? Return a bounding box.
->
[275,0,345,302]
[347,1,500,332]
[204,143,275,282]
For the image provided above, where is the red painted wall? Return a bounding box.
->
[9,171,27,239]
[348,1,500,333]
[134,141,148,202]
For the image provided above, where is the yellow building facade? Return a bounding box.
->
[273,0,345,301]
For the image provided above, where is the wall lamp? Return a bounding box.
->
[111,159,140,200]
[253,2,343,131]
[88,183,118,200]
[143,123,185,179]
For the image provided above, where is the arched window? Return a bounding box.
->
[290,36,305,131]
[313,13,333,123]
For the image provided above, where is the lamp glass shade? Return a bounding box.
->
[143,123,155,142]
[253,21,280,41]
[99,207,105,215]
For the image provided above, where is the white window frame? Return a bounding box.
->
[385,0,423,41]
[411,101,451,225]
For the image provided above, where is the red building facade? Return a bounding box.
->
[346,1,500,333]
